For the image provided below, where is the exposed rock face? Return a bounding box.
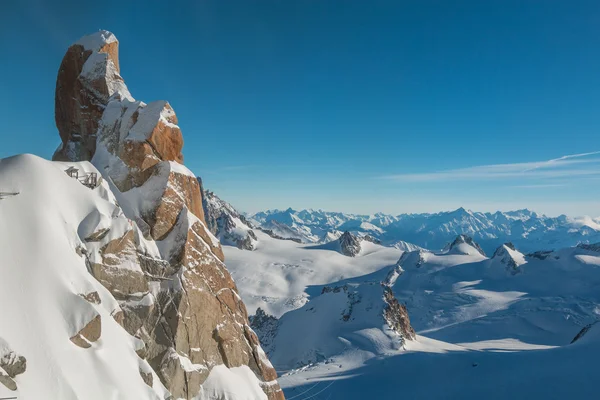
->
[70,314,102,348]
[249,308,279,355]
[362,234,381,245]
[54,30,132,161]
[257,226,303,243]
[339,231,361,257]
[382,266,416,341]
[0,338,27,391]
[571,321,598,344]
[527,250,554,260]
[382,287,416,341]
[577,242,600,252]
[201,181,258,250]
[55,31,283,399]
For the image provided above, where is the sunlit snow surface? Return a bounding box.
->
[224,229,600,399]
[0,155,268,400]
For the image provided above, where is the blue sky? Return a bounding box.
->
[1,0,600,216]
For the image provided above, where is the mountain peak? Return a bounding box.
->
[75,30,117,52]
[452,207,471,215]
[492,242,526,273]
[339,231,361,257]
[53,29,131,161]
[446,234,486,256]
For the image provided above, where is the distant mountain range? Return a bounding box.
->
[250,207,600,254]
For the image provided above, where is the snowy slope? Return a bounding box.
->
[0,155,273,400]
[273,237,600,399]
[223,231,403,318]
[394,243,600,344]
[0,154,170,399]
[280,325,600,400]
[222,225,600,399]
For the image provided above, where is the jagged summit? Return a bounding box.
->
[339,231,362,257]
[54,30,132,161]
[201,183,258,250]
[492,242,526,274]
[444,234,487,257]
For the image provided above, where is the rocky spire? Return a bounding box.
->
[54,30,283,399]
[53,30,133,161]
[339,231,361,257]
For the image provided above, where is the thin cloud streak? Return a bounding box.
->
[509,184,567,189]
[380,151,600,182]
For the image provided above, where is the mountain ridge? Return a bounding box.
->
[251,207,600,254]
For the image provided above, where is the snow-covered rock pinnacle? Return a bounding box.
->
[54,30,132,161]
[339,231,361,257]
[445,234,487,257]
[492,242,526,274]
[48,30,283,400]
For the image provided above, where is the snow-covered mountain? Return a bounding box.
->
[252,207,600,254]
[223,231,600,399]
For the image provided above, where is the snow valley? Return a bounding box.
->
[205,190,600,399]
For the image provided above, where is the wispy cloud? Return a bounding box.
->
[509,183,567,189]
[379,151,600,182]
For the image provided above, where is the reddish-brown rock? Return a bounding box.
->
[54,30,131,162]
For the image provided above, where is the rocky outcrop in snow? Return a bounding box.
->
[49,31,283,400]
[0,338,26,391]
[577,242,600,252]
[267,277,416,370]
[201,181,258,250]
[382,287,416,341]
[571,322,599,344]
[339,231,361,257]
